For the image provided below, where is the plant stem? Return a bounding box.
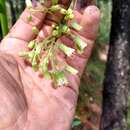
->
[0,0,9,37]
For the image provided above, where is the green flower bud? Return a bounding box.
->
[28,51,34,59]
[27,15,32,22]
[51,71,68,86]
[59,43,75,57]
[65,64,78,75]
[52,30,59,36]
[52,24,56,28]
[49,5,60,13]
[65,14,74,20]
[28,40,36,49]
[32,26,39,35]
[56,26,59,30]
[60,8,67,14]
[67,9,73,14]
[62,25,70,34]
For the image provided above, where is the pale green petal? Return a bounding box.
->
[52,71,68,86]
[74,36,87,54]
[59,43,75,57]
[25,0,32,7]
[71,21,82,31]
[28,40,36,49]
[65,64,78,75]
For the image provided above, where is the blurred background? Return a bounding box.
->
[0,0,129,130]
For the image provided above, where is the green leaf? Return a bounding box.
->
[72,119,81,128]
[0,0,9,37]
[51,0,59,5]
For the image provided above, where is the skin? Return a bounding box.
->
[0,2,100,130]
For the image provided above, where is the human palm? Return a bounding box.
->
[0,2,100,130]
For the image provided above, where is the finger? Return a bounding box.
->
[80,5,100,40]
[37,6,100,89]
[54,6,100,102]
[8,6,50,42]
[0,5,49,55]
[66,6,100,74]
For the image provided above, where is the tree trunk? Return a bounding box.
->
[101,0,130,130]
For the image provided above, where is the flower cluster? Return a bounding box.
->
[20,0,87,87]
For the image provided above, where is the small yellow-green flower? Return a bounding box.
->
[26,0,32,7]
[59,43,75,57]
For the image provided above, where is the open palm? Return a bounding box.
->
[0,2,100,130]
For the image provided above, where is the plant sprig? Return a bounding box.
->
[20,0,87,87]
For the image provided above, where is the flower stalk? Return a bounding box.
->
[20,0,87,87]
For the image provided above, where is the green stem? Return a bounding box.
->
[0,0,8,37]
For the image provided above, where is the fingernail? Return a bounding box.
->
[85,6,100,19]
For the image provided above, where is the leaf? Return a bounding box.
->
[51,0,58,5]
[72,119,81,128]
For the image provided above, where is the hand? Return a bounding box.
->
[0,2,100,130]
